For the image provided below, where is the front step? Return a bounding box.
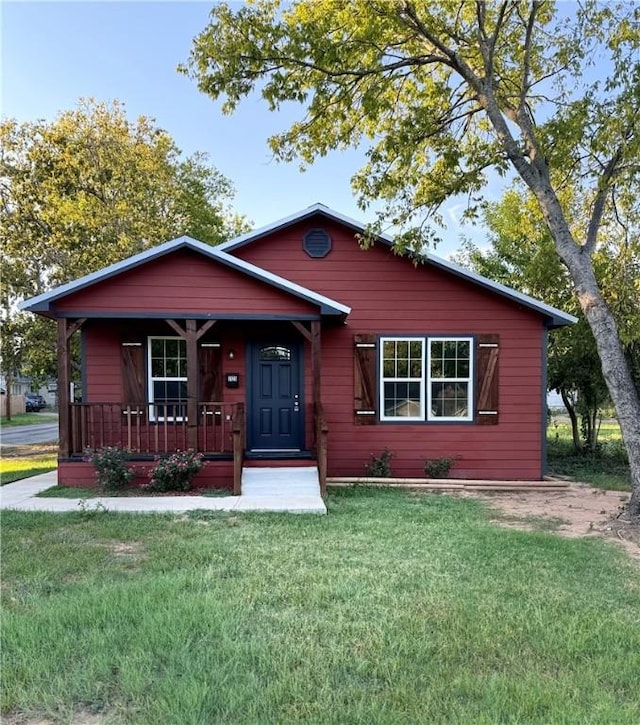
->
[238,466,326,514]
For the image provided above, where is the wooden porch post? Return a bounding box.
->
[311,320,321,411]
[56,318,86,458]
[185,319,198,451]
[57,318,71,458]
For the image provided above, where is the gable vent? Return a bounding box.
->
[303,229,332,258]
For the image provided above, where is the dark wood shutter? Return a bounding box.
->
[476,334,499,425]
[121,340,146,405]
[199,345,222,401]
[354,334,378,425]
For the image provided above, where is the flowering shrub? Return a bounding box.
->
[148,450,204,492]
[85,445,135,491]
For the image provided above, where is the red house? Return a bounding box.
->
[22,204,574,492]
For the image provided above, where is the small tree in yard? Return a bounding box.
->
[182,1,640,517]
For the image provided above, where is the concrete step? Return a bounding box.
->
[241,466,326,513]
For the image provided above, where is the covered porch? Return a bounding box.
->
[56,316,329,494]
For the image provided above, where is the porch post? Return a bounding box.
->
[311,320,321,410]
[57,318,71,458]
[185,319,199,451]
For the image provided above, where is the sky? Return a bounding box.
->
[1,0,505,256]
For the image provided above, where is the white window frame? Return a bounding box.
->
[427,337,474,422]
[379,337,425,422]
[148,336,187,422]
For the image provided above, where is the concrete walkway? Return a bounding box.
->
[0,467,327,515]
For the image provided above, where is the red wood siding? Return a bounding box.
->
[58,460,234,490]
[54,249,318,316]
[236,216,545,480]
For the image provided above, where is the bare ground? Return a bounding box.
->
[457,483,639,562]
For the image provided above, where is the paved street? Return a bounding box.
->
[1,419,58,446]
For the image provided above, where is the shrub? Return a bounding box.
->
[85,446,135,491]
[425,456,456,478]
[365,448,394,477]
[149,450,204,492]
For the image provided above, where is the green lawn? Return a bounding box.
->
[1,412,58,427]
[0,455,58,486]
[547,419,631,491]
[2,488,639,724]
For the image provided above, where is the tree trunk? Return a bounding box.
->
[553,238,640,517]
[5,372,12,422]
[560,388,582,453]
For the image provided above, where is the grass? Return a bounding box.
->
[547,418,631,491]
[1,412,58,427]
[2,487,639,724]
[0,455,58,486]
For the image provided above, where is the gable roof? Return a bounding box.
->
[20,235,351,318]
[218,203,576,329]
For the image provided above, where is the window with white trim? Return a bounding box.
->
[427,338,473,421]
[148,337,187,421]
[379,336,473,422]
[380,338,425,421]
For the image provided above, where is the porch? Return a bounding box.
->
[62,398,328,495]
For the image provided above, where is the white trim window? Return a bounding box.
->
[427,337,473,421]
[380,338,425,421]
[148,337,187,421]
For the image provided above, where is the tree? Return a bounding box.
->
[1,98,248,380]
[181,0,640,516]
[456,187,639,453]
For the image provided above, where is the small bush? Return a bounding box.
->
[425,456,455,478]
[85,446,135,491]
[149,450,204,492]
[365,448,394,477]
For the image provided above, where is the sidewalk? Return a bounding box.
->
[0,468,327,514]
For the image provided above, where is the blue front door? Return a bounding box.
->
[248,342,304,451]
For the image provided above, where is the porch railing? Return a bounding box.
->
[69,402,239,456]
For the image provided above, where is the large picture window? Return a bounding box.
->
[148,337,187,421]
[379,336,473,422]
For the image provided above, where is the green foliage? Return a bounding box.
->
[85,446,135,492]
[455,186,638,452]
[148,450,204,492]
[1,98,249,380]
[425,456,455,478]
[364,448,393,477]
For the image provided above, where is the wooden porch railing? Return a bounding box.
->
[69,402,239,456]
[314,402,328,495]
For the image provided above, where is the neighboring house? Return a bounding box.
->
[21,204,575,490]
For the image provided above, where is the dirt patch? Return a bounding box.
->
[458,483,639,562]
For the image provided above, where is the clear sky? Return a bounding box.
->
[1,0,503,255]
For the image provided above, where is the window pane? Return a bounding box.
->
[431,382,469,417]
[165,358,179,377]
[151,339,164,357]
[397,359,408,378]
[165,339,178,357]
[410,359,422,377]
[431,340,443,359]
[457,340,470,358]
[384,381,421,417]
[409,340,422,358]
[151,358,164,377]
[396,340,408,359]
[260,345,291,361]
[383,340,395,359]
[443,359,456,378]
[457,360,470,377]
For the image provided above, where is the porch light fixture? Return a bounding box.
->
[200,342,221,348]
[228,349,235,360]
